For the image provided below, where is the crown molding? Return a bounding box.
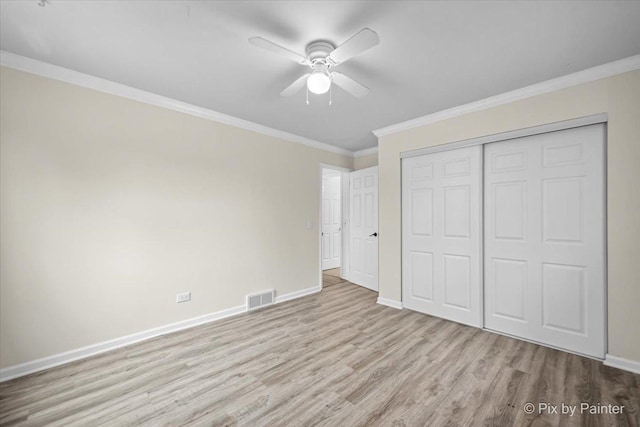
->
[354,146,378,158]
[373,54,640,138]
[0,50,354,158]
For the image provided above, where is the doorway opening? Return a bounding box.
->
[321,168,342,273]
[319,164,350,289]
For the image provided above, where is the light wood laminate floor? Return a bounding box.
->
[322,268,344,288]
[1,277,639,426]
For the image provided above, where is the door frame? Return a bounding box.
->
[400,113,608,159]
[318,163,352,289]
[398,112,608,359]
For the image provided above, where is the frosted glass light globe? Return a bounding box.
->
[307,71,331,94]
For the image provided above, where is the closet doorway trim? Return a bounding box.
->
[400,113,607,159]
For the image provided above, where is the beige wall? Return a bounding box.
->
[378,70,640,363]
[354,152,378,170]
[0,67,353,368]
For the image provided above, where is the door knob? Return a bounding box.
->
[369,232,378,237]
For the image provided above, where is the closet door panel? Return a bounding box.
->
[484,124,605,358]
[402,146,482,327]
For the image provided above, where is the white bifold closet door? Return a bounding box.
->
[484,124,605,358]
[402,146,482,327]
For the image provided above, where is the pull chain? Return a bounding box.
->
[329,84,332,106]
[306,87,309,106]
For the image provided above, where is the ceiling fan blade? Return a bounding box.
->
[249,37,309,65]
[328,28,379,64]
[331,72,370,98]
[281,74,311,97]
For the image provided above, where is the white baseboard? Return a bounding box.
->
[275,285,321,304]
[604,354,640,375]
[377,297,403,310]
[0,285,321,382]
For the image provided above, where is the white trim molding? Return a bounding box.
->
[354,146,378,158]
[0,50,353,158]
[319,163,353,173]
[604,354,640,375]
[373,54,640,138]
[377,297,403,310]
[0,285,321,382]
[275,285,321,304]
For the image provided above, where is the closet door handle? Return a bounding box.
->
[369,232,378,237]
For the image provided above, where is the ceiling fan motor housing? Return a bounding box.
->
[306,41,335,62]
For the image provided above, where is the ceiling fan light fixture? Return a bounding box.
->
[250,28,379,100]
[307,70,331,94]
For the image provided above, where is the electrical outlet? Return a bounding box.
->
[176,292,191,303]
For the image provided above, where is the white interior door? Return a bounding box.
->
[322,171,341,270]
[484,124,605,358]
[349,166,378,291]
[402,146,482,327]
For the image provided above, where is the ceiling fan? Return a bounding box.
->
[249,28,379,99]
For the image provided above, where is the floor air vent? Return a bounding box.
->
[246,290,275,311]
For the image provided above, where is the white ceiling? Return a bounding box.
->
[2,1,640,152]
